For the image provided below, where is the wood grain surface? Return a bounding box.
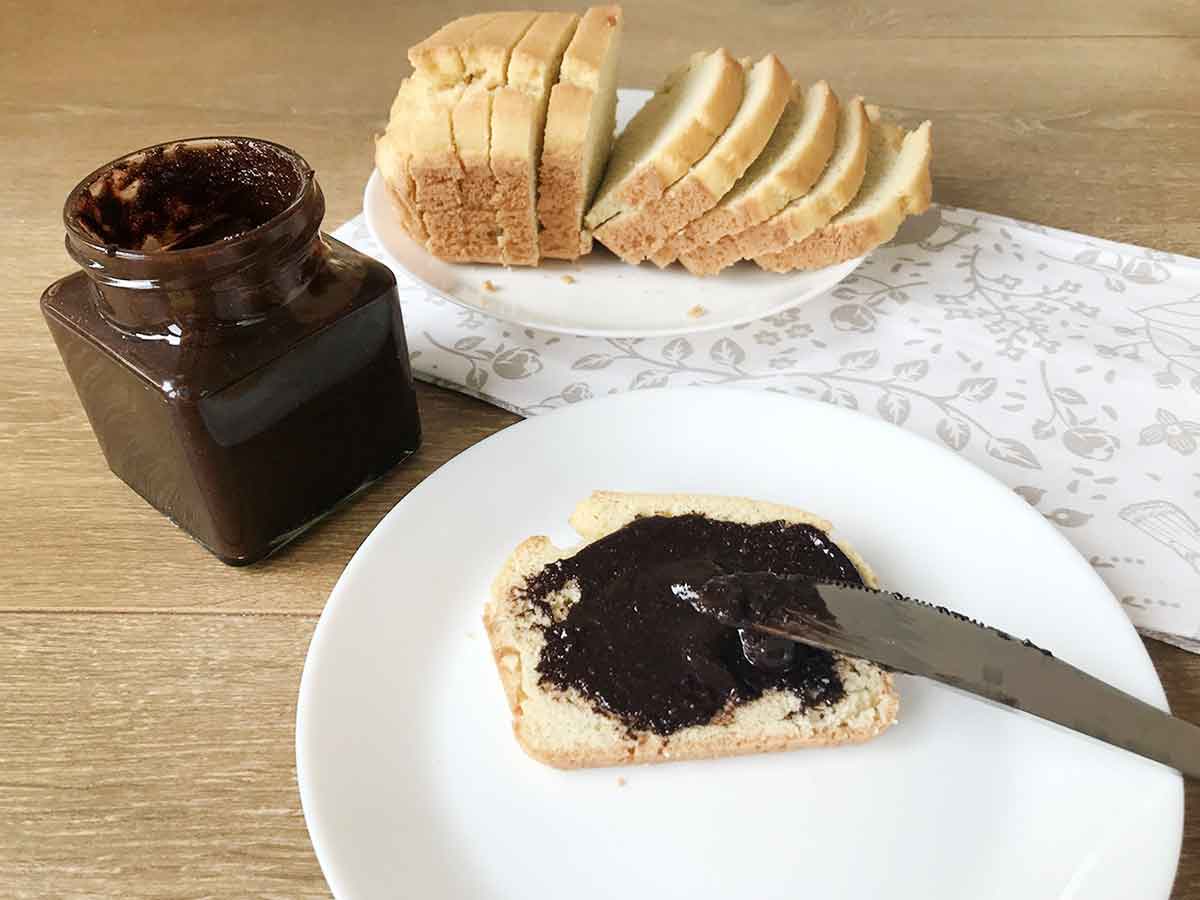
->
[1,1,1198,896]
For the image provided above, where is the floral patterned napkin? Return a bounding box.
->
[334,207,1200,652]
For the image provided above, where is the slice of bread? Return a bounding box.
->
[724,95,870,262]
[381,15,494,241]
[537,6,623,261]
[755,113,933,272]
[484,491,899,769]
[663,81,839,274]
[380,14,533,260]
[422,11,541,263]
[374,126,426,242]
[582,48,744,230]
[593,54,791,264]
[490,11,581,265]
[376,75,470,254]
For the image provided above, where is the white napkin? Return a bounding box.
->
[334,206,1200,652]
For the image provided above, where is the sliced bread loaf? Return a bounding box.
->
[582,48,743,230]
[726,95,870,262]
[484,491,899,769]
[755,113,933,272]
[537,5,623,260]
[663,81,839,274]
[593,54,791,264]
[490,11,581,265]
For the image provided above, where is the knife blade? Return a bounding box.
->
[689,572,1200,778]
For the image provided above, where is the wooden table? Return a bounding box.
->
[3,1,1198,895]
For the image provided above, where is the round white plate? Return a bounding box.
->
[362,89,865,338]
[296,388,1182,900]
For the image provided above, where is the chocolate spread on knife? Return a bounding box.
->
[524,514,864,736]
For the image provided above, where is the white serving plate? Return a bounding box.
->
[296,387,1182,900]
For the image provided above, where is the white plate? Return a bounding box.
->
[296,388,1182,900]
[362,89,865,338]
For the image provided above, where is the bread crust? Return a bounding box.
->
[407,13,495,85]
[484,491,899,770]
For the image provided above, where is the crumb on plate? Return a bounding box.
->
[482,279,498,293]
[688,304,707,319]
[560,275,575,285]
[616,776,626,787]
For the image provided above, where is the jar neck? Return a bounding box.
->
[65,167,326,333]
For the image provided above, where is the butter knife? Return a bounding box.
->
[689,572,1200,778]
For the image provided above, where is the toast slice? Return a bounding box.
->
[484,491,899,770]
[582,49,744,230]
[755,113,933,272]
[490,11,582,265]
[594,54,791,264]
[725,95,870,262]
[537,5,623,260]
[663,81,839,274]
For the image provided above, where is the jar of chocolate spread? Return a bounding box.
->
[41,137,422,565]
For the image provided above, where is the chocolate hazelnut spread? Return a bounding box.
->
[525,514,864,736]
[70,138,302,251]
[42,138,421,564]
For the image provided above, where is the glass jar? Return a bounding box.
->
[41,137,422,565]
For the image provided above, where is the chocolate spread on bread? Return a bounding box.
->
[524,514,862,736]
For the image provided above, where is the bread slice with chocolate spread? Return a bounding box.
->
[484,491,899,769]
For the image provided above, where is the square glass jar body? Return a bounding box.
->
[42,238,421,564]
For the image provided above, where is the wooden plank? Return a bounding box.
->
[2,0,1200,895]
[0,614,1196,898]
[0,613,328,898]
[0,385,517,613]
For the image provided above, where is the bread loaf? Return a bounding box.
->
[381,10,933,278]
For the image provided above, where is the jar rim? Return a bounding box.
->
[62,135,316,261]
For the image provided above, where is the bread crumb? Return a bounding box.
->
[482,279,498,293]
[688,304,707,319]
[560,275,575,285]
[616,776,626,787]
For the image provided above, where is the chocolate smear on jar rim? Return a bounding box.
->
[67,138,309,253]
